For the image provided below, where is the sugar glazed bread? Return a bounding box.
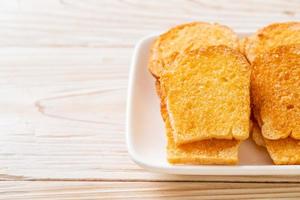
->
[247,22,300,165]
[148,22,251,165]
[161,46,251,144]
[149,22,240,125]
[251,44,300,140]
[251,44,300,164]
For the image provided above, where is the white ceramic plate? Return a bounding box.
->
[126,32,300,175]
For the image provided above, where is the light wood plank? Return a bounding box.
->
[0,181,300,199]
[0,0,298,47]
[0,0,299,182]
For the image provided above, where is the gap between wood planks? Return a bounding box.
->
[1,177,300,184]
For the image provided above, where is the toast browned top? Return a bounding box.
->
[244,22,300,63]
[161,46,251,144]
[251,44,300,140]
[148,22,239,78]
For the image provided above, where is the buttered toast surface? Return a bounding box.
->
[161,46,250,144]
[251,44,300,140]
[149,22,241,127]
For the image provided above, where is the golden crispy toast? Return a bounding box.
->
[244,22,300,63]
[149,22,240,128]
[164,110,240,165]
[251,45,300,140]
[161,46,251,144]
[252,121,300,165]
[148,22,239,79]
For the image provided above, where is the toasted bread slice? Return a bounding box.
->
[149,22,239,126]
[164,110,240,165]
[244,22,300,63]
[148,22,239,78]
[161,46,251,144]
[153,42,240,165]
[252,121,300,165]
[251,45,300,140]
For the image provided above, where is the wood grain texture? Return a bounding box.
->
[3,48,300,183]
[0,0,299,189]
[0,0,299,48]
[0,181,300,199]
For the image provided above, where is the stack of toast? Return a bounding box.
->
[148,22,300,165]
[243,22,300,165]
[148,22,251,165]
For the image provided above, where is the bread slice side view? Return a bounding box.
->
[161,46,251,144]
[164,109,240,165]
[244,22,300,63]
[164,93,241,165]
[252,121,300,165]
[252,121,265,147]
[251,44,300,140]
[148,22,239,79]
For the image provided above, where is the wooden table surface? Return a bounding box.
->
[0,0,300,199]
